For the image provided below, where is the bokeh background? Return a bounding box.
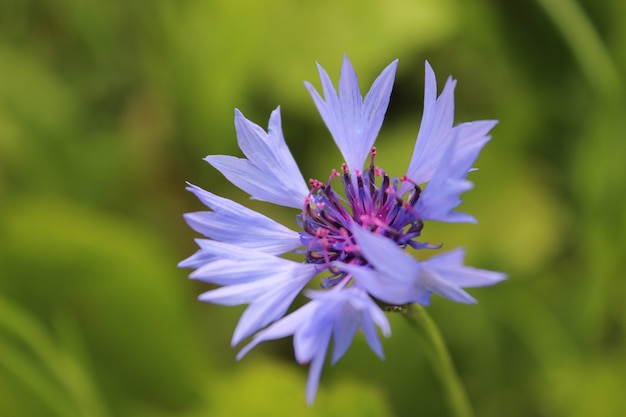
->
[1,0,625,416]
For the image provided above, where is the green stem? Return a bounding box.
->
[534,0,622,101]
[402,305,474,417]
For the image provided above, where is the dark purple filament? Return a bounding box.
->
[298,148,427,287]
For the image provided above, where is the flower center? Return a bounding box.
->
[298,148,425,287]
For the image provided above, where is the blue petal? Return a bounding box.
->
[177,242,219,269]
[360,311,385,360]
[412,249,507,305]
[416,177,477,224]
[418,268,478,304]
[328,288,390,364]
[335,225,420,305]
[339,226,505,305]
[304,288,389,361]
[188,240,316,286]
[236,302,316,360]
[231,280,309,346]
[205,107,309,209]
[406,62,498,188]
[301,288,389,404]
[406,61,457,185]
[450,120,498,173]
[199,265,315,345]
[422,248,507,288]
[293,300,336,364]
[305,55,397,174]
[330,303,360,364]
[416,122,494,223]
[197,266,312,306]
[183,183,302,254]
[336,263,417,306]
[306,341,331,406]
[236,286,389,404]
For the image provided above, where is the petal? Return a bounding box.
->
[338,55,362,136]
[406,246,506,305]
[330,301,361,364]
[236,302,317,360]
[190,258,276,285]
[406,61,457,185]
[337,262,416,305]
[416,120,496,223]
[230,272,314,345]
[360,311,385,360]
[451,120,498,174]
[198,279,274,306]
[340,227,505,305]
[422,248,507,288]
[294,303,336,364]
[338,226,421,304]
[189,240,316,286]
[238,286,390,405]
[306,341,331,406]
[178,245,218,269]
[418,267,478,304]
[197,266,312,306]
[417,177,477,223]
[235,108,304,186]
[183,183,301,254]
[351,224,419,279]
[299,288,388,404]
[305,56,397,174]
[330,288,389,364]
[405,62,498,188]
[364,298,392,338]
[205,107,309,209]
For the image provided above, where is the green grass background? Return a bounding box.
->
[1,0,625,416]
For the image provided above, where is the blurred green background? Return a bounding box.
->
[1,0,625,416]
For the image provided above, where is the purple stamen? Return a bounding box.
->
[298,148,425,286]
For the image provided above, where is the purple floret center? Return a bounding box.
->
[297,148,426,288]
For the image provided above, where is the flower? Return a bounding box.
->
[179,55,506,404]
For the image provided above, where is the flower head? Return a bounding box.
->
[180,55,506,404]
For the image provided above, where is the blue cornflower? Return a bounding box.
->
[180,55,506,404]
